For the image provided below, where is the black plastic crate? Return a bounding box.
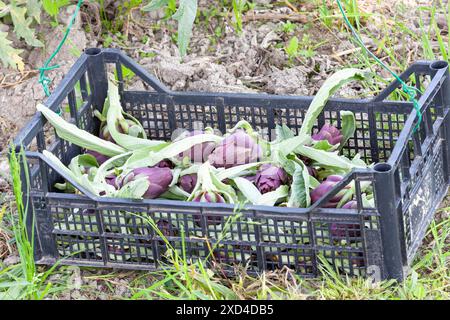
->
[13,48,450,280]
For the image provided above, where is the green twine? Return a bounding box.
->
[336,0,422,131]
[38,0,84,98]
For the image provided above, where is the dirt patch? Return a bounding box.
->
[0,228,11,261]
[0,116,18,152]
[0,5,90,132]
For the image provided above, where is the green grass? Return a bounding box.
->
[0,148,68,300]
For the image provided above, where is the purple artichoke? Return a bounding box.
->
[310,175,350,208]
[179,174,197,193]
[105,173,118,189]
[255,164,288,194]
[312,123,343,145]
[157,159,174,169]
[208,130,262,168]
[116,167,173,199]
[179,130,216,163]
[330,200,361,239]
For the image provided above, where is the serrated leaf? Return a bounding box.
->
[216,162,264,181]
[142,0,169,11]
[42,150,100,196]
[233,177,261,204]
[172,0,197,57]
[107,80,165,150]
[340,111,356,150]
[68,154,98,179]
[42,0,70,17]
[124,134,221,169]
[271,134,311,158]
[275,124,295,142]
[10,4,43,47]
[273,150,297,176]
[297,145,361,171]
[160,185,190,200]
[300,68,369,136]
[114,177,150,199]
[37,104,126,157]
[27,0,41,23]
[313,139,334,151]
[0,31,24,70]
[257,185,289,206]
[287,162,310,208]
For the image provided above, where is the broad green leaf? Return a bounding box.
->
[313,139,334,151]
[216,162,264,181]
[299,68,368,136]
[42,150,99,196]
[114,177,150,199]
[122,142,170,169]
[124,134,222,169]
[351,153,367,167]
[271,134,311,158]
[297,145,362,171]
[309,175,320,188]
[287,162,310,208]
[0,31,24,70]
[233,177,261,204]
[160,185,190,200]
[107,80,164,150]
[273,150,297,176]
[257,185,289,206]
[37,104,126,157]
[180,164,201,175]
[94,152,132,186]
[172,0,197,57]
[275,124,295,142]
[142,0,169,11]
[76,154,99,168]
[68,154,98,182]
[42,0,70,17]
[210,169,237,202]
[10,5,43,47]
[339,111,356,150]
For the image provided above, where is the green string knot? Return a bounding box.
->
[401,84,422,132]
[38,64,60,97]
[38,0,83,99]
[336,0,422,133]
